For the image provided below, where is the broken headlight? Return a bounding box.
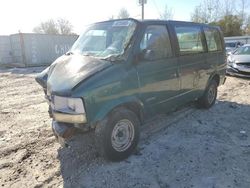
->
[52,96,85,114]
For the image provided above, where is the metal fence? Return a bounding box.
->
[0,36,12,65]
[0,33,78,67]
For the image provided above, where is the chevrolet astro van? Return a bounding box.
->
[36,18,226,161]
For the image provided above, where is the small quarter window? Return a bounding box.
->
[175,26,205,55]
[204,28,222,52]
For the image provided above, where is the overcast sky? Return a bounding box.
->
[0,0,224,35]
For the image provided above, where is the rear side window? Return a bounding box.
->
[140,25,172,60]
[175,26,204,55]
[204,28,222,52]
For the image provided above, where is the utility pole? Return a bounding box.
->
[139,0,147,20]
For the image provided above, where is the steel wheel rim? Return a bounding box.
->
[208,85,216,104]
[111,119,135,152]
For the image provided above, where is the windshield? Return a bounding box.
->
[233,46,250,55]
[70,20,137,59]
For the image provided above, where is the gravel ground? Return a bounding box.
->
[0,67,250,188]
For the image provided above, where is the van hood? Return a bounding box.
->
[47,54,112,95]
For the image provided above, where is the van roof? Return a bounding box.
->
[94,18,220,30]
[139,19,218,27]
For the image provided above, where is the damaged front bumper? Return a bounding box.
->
[52,121,76,139]
[226,64,250,78]
[52,121,76,147]
[53,111,87,124]
[47,95,89,145]
[51,111,89,141]
[51,110,90,145]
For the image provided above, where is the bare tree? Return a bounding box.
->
[191,0,250,36]
[117,8,130,19]
[244,15,250,35]
[237,0,248,20]
[160,5,174,20]
[237,0,249,31]
[191,5,206,23]
[33,18,73,35]
[33,19,59,34]
[57,18,73,35]
[222,0,235,17]
[191,0,221,23]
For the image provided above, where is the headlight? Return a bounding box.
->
[232,61,238,68]
[227,58,236,66]
[53,96,85,114]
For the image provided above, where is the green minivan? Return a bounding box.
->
[36,18,226,161]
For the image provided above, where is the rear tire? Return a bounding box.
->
[198,79,218,109]
[95,108,140,161]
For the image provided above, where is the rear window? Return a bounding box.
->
[175,26,205,55]
[204,28,222,52]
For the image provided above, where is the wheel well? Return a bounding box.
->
[212,74,220,86]
[110,102,143,124]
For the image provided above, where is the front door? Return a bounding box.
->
[136,25,180,115]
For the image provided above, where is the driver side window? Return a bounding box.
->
[140,25,172,60]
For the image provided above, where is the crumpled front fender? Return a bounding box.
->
[35,67,49,89]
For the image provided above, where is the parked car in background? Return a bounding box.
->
[36,18,226,161]
[227,44,250,77]
[225,41,244,55]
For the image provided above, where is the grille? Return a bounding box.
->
[237,62,250,67]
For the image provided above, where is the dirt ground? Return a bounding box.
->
[0,67,250,188]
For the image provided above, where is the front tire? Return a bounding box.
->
[95,108,140,161]
[198,79,218,109]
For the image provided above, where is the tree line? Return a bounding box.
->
[33,18,74,35]
[32,8,130,35]
[33,1,249,37]
[191,0,250,36]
